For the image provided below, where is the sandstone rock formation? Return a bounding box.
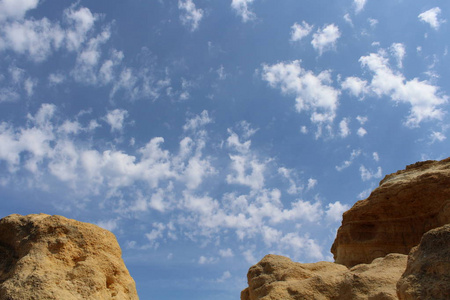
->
[397,224,450,300]
[241,253,407,300]
[241,158,450,300]
[0,214,139,300]
[331,158,450,267]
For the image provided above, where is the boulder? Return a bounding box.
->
[241,253,407,300]
[331,158,450,267]
[0,214,139,300]
[397,224,450,300]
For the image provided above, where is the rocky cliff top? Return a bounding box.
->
[0,213,139,300]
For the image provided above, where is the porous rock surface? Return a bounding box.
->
[241,253,407,300]
[0,213,139,300]
[331,158,450,267]
[397,224,450,300]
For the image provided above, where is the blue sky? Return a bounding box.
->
[0,0,449,299]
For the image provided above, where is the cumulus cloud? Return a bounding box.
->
[183,110,213,132]
[311,24,341,55]
[290,21,313,42]
[353,0,367,14]
[278,167,302,195]
[390,43,406,68]
[359,165,382,181]
[359,50,448,126]
[0,4,101,62]
[307,178,317,190]
[430,131,446,143]
[357,127,367,137]
[339,118,350,137]
[178,0,203,31]
[418,7,445,30]
[326,201,349,222]
[226,131,266,190]
[0,104,337,267]
[262,60,340,135]
[0,0,39,22]
[219,248,234,258]
[231,0,255,23]
[341,76,368,98]
[336,149,361,171]
[104,109,128,132]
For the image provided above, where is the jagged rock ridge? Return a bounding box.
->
[0,214,139,300]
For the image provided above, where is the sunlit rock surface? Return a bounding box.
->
[0,214,138,300]
[241,253,407,300]
[332,158,450,267]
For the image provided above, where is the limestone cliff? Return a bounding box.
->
[0,214,139,300]
[332,158,450,267]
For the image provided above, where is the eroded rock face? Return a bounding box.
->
[331,158,450,267]
[397,224,450,300]
[241,253,407,300]
[0,214,139,300]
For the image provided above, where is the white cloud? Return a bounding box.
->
[219,248,234,258]
[343,14,353,27]
[290,21,313,42]
[48,73,65,85]
[336,149,361,171]
[359,165,382,181]
[227,154,265,190]
[353,0,367,14]
[216,271,231,282]
[64,5,98,51]
[359,50,448,127]
[311,24,341,55]
[242,249,257,264]
[326,201,349,222]
[418,7,445,30]
[307,178,317,190]
[145,222,165,248]
[0,4,100,62]
[262,60,340,133]
[341,76,368,98]
[430,131,446,143]
[356,115,368,124]
[1,18,65,62]
[178,0,203,31]
[231,0,255,23]
[357,127,367,137]
[278,167,302,194]
[368,18,378,28]
[0,0,39,22]
[372,152,379,162]
[183,110,213,132]
[104,109,128,132]
[97,219,118,232]
[198,255,216,264]
[390,43,406,68]
[339,118,350,138]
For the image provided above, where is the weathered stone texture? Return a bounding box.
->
[331,158,450,267]
[0,214,139,300]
